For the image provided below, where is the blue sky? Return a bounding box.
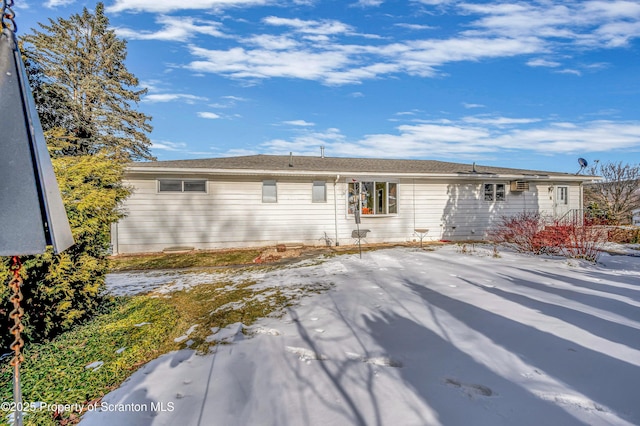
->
[14,0,640,172]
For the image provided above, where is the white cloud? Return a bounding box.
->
[462,116,542,126]
[460,1,640,49]
[394,23,435,31]
[107,0,271,13]
[462,103,485,109]
[527,58,561,68]
[255,119,640,160]
[185,32,546,85]
[263,16,354,36]
[45,0,75,7]
[187,45,352,82]
[556,68,582,76]
[117,0,640,86]
[245,34,300,50]
[283,120,315,126]
[198,112,221,119]
[144,93,208,103]
[114,16,227,42]
[355,0,384,6]
[152,140,188,151]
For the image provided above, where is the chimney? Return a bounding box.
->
[320,146,325,158]
[289,152,293,167]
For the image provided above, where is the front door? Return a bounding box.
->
[553,185,570,219]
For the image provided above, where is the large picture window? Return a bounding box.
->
[348,181,397,215]
[158,179,206,193]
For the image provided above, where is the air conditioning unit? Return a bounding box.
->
[510,181,529,191]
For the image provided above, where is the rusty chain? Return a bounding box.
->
[8,256,25,367]
[1,0,17,32]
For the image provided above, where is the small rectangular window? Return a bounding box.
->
[312,181,326,203]
[388,183,397,214]
[184,180,207,192]
[484,184,494,201]
[558,187,568,205]
[159,179,183,192]
[496,184,506,201]
[262,180,277,203]
[158,179,206,193]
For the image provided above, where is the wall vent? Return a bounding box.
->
[510,181,529,191]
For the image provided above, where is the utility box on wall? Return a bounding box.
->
[510,181,530,192]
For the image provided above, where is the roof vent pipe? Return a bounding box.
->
[321,146,325,158]
[289,152,293,167]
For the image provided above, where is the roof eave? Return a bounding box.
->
[125,166,597,181]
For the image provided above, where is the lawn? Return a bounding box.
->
[80,244,640,426]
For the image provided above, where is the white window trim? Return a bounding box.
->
[483,183,506,202]
[347,180,398,216]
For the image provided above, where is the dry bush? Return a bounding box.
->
[488,211,548,254]
[489,212,608,262]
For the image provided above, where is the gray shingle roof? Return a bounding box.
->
[131,154,585,178]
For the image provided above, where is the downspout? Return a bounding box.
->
[579,181,584,222]
[413,179,416,231]
[334,175,340,246]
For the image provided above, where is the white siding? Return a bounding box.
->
[114,175,584,254]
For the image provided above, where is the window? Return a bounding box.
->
[158,179,206,193]
[262,180,277,203]
[184,180,206,192]
[484,183,506,202]
[348,181,397,215]
[557,186,568,205]
[312,181,326,203]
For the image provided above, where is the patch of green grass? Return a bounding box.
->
[0,296,178,425]
[0,267,327,425]
[109,249,263,272]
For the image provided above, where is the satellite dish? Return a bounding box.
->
[576,158,588,174]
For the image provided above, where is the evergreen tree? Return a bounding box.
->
[21,2,153,161]
[1,4,151,346]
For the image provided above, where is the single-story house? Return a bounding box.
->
[111,154,596,254]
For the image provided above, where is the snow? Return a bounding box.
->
[81,245,640,426]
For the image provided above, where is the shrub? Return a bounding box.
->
[487,211,547,254]
[0,154,129,347]
[489,211,608,262]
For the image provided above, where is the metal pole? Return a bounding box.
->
[12,363,22,426]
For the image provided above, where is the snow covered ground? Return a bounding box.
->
[82,245,640,426]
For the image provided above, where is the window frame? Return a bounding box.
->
[262,180,278,203]
[312,181,327,203]
[158,179,207,193]
[348,180,398,216]
[483,183,506,202]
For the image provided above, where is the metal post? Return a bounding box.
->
[12,363,22,426]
